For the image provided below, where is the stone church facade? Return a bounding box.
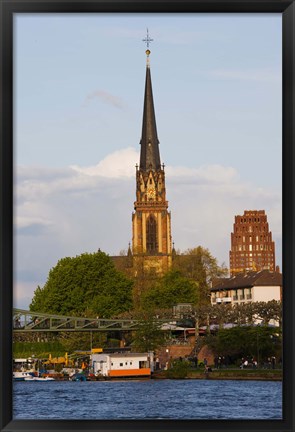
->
[131,48,173,275]
[112,47,173,276]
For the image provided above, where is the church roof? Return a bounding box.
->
[139,53,161,171]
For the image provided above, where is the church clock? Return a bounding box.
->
[147,186,156,199]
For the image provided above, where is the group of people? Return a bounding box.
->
[240,357,258,369]
[199,354,278,371]
[266,356,277,369]
[213,355,230,369]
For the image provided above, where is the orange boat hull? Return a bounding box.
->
[108,368,151,378]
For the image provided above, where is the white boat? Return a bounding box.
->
[13,371,35,381]
[13,371,55,381]
[32,376,55,381]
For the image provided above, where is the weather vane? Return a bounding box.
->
[142,28,153,49]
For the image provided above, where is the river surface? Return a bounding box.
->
[13,379,282,420]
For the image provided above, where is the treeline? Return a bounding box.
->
[193,300,282,327]
[203,325,282,364]
[25,248,282,355]
[29,247,227,317]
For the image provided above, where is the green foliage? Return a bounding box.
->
[131,311,167,352]
[56,331,108,353]
[140,270,199,310]
[30,251,133,318]
[166,359,189,379]
[252,300,282,325]
[173,246,228,304]
[204,325,282,363]
[13,341,66,358]
[194,301,282,328]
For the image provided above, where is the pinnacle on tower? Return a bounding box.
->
[139,32,161,171]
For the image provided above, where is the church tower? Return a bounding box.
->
[132,38,172,274]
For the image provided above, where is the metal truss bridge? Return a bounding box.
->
[12,309,169,333]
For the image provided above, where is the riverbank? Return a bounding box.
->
[152,368,282,381]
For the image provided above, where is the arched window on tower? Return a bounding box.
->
[146,215,158,254]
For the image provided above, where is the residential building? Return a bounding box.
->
[210,270,282,306]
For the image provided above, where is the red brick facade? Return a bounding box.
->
[229,210,276,276]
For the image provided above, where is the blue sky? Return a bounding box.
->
[14,13,282,309]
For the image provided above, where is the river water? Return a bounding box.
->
[13,379,282,420]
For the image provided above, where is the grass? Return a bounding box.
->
[187,367,282,380]
[153,367,282,381]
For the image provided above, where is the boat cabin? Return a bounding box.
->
[91,352,154,378]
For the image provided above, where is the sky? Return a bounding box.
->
[14,13,282,310]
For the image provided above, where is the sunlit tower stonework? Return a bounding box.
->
[229,210,276,276]
[131,33,173,274]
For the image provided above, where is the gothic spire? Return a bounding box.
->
[139,38,161,171]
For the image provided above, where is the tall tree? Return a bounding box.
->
[173,246,228,304]
[30,250,133,318]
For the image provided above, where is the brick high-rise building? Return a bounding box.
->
[229,210,276,276]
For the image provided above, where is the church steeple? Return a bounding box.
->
[131,31,172,274]
[139,47,161,171]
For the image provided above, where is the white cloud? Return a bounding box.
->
[16,153,137,204]
[16,216,52,229]
[70,147,139,178]
[14,147,282,309]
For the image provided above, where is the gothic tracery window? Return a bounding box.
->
[146,215,158,254]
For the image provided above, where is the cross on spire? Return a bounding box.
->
[142,28,153,49]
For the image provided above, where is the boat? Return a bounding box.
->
[91,352,153,379]
[13,371,35,381]
[13,371,55,381]
[31,376,55,381]
[70,373,87,382]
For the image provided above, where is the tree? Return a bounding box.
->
[29,250,134,318]
[131,311,167,352]
[204,325,282,363]
[139,270,199,311]
[195,301,282,328]
[57,331,109,353]
[173,246,228,305]
[252,301,282,325]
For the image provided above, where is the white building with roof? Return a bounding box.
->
[211,270,282,306]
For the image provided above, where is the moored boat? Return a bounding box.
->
[31,376,55,381]
[13,371,35,381]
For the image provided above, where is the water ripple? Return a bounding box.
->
[13,379,282,420]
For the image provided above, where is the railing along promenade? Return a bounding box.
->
[12,309,169,332]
